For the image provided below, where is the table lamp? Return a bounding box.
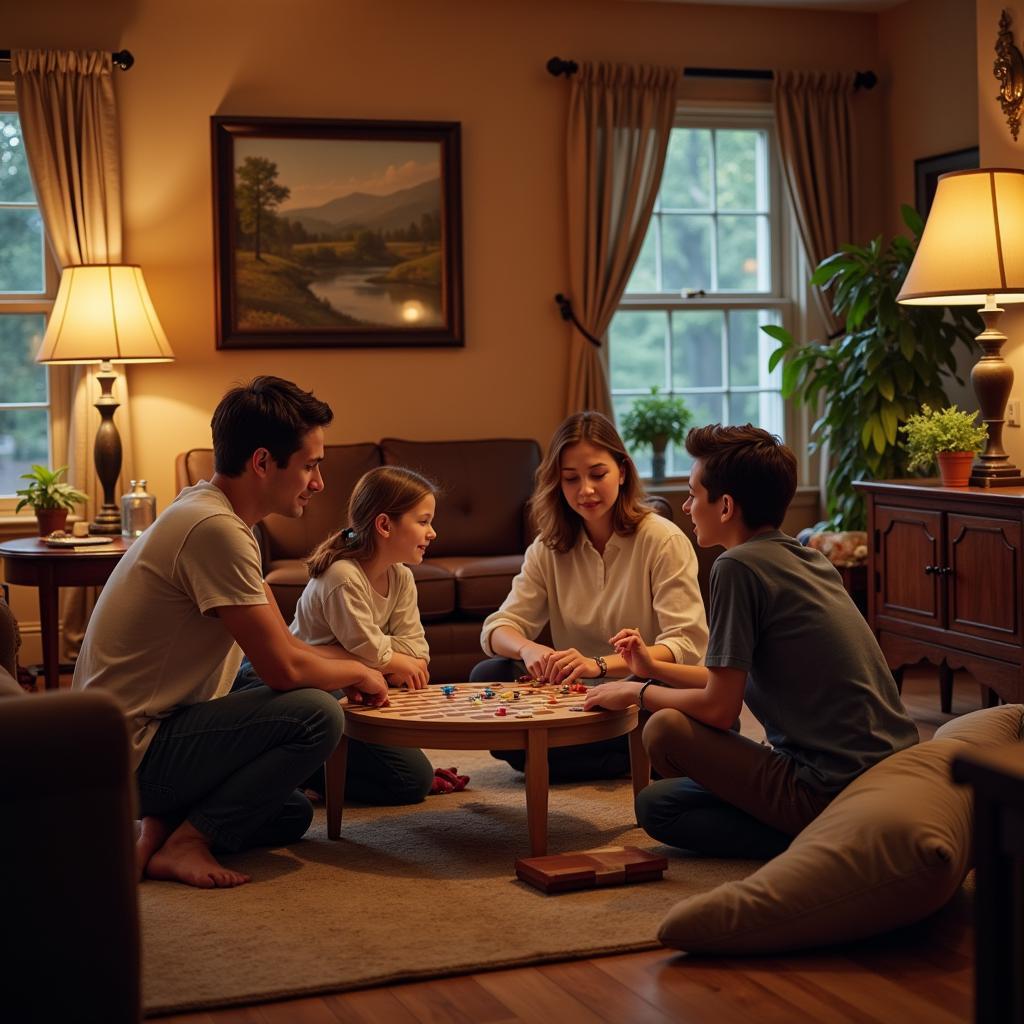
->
[35,264,174,533]
[898,168,1024,487]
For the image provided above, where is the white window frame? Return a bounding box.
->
[0,81,57,513]
[608,101,804,480]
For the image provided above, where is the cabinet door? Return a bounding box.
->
[947,513,1023,645]
[875,504,943,626]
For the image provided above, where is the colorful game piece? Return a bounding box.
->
[570,683,587,694]
[559,683,570,694]
[483,687,495,699]
[495,706,508,717]
[512,690,521,700]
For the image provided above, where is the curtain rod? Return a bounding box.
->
[0,49,134,70]
[546,57,877,90]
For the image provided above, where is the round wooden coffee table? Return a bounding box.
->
[325,683,651,855]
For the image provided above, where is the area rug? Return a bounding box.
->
[140,750,758,1015]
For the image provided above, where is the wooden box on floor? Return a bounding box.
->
[515,846,668,894]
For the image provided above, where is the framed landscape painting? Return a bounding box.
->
[212,117,464,349]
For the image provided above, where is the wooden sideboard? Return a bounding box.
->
[854,480,1024,708]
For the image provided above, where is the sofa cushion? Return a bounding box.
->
[656,731,983,954]
[427,555,524,618]
[380,438,540,558]
[408,561,457,620]
[934,702,1024,744]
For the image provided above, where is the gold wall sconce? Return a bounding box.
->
[995,9,1024,141]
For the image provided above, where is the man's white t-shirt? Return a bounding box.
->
[73,482,268,769]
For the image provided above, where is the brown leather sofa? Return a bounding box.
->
[176,438,543,681]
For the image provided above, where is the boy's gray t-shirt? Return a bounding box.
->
[706,530,918,792]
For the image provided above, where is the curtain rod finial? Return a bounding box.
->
[547,57,578,78]
[113,50,134,70]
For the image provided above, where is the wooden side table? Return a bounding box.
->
[0,538,131,690]
[952,744,1024,1024]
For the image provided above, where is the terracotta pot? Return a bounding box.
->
[35,508,69,537]
[937,451,974,488]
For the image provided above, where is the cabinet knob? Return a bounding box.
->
[924,564,937,575]
[938,566,954,576]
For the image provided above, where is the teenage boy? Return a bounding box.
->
[584,424,918,858]
[74,376,388,888]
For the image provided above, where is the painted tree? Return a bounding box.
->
[235,156,290,261]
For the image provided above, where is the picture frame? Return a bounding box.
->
[211,117,464,349]
[914,146,979,221]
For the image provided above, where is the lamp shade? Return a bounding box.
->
[36,264,174,363]
[898,168,1024,306]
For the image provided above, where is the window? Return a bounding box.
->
[0,89,54,506]
[609,107,791,477]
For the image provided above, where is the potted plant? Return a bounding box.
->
[761,204,981,529]
[620,387,693,481]
[900,404,988,487]
[14,465,89,536]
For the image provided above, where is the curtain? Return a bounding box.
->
[564,61,679,416]
[773,70,856,335]
[12,49,135,658]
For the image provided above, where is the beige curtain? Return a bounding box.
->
[12,50,135,657]
[773,70,856,335]
[564,61,679,416]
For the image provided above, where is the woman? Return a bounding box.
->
[473,410,708,781]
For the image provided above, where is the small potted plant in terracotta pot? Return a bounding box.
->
[14,465,89,536]
[900,404,988,488]
[621,387,693,482]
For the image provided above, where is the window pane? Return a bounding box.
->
[717,215,760,291]
[608,310,667,390]
[670,392,726,475]
[0,114,35,204]
[660,129,712,211]
[625,221,658,293]
[728,392,761,426]
[671,310,723,388]
[661,215,712,293]
[0,408,50,497]
[727,310,763,387]
[715,130,759,211]
[0,314,47,402]
[0,208,45,293]
[613,395,652,477]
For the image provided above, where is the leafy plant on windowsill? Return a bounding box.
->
[621,387,694,480]
[900,404,988,472]
[14,465,88,512]
[761,204,981,531]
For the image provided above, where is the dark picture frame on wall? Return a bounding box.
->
[211,116,464,349]
[914,146,980,221]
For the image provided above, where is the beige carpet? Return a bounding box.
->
[140,750,758,1015]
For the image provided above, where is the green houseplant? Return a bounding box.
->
[15,464,88,536]
[621,387,693,481]
[900,404,987,487]
[762,204,981,530]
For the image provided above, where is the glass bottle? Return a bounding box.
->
[121,479,156,537]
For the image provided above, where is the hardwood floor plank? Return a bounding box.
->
[390,974,518,1023]
[321,986,424,1023]
[474,965,607,1023]
[537,958,678,1024]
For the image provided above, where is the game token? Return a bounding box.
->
[512,690,520,700]
[569,706,587,712]
[516,711,534,718]
[559,684,570,694]
[495,707,508,717]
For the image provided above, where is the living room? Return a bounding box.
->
[1,0,1017,1020]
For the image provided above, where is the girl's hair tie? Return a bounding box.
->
[341,527,358,542]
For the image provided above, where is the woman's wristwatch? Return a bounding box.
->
[593,655,608,678]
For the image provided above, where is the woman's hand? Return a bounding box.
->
[385,652,430,690]
[545,647,602,685]
[610,628,659,680]
[583,680,642,711]
[520,641,556,681]
[343,665,390,707]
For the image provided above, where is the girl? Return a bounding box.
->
[292,465,457,804]
[473,411,708,781]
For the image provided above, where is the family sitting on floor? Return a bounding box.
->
[73,375,918,889]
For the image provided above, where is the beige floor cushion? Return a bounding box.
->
[658,704,1023,954]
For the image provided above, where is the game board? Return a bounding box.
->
[326,683,650,855]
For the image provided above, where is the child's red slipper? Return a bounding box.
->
[434,766,470,792]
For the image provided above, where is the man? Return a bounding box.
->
[74,376,387,888]
[584,424,918,858]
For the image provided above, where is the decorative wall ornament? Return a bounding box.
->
[994,9,1024,142]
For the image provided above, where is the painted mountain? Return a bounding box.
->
[283,179,440,237]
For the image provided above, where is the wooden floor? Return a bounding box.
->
[152,668,979,1024]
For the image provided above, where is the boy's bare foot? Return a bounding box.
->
[145,820,251,888]
[136,816,171,881]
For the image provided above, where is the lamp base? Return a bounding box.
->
[969,464,1024,487]
[89,505,122,535]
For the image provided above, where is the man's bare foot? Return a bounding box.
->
[145,821,251,889]
[136,816,171,881]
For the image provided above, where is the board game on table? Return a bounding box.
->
[325,682,651,856]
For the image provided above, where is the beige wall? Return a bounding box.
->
[977,0,1024,469]
[878,0,978,242]
[4,0,884,514]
